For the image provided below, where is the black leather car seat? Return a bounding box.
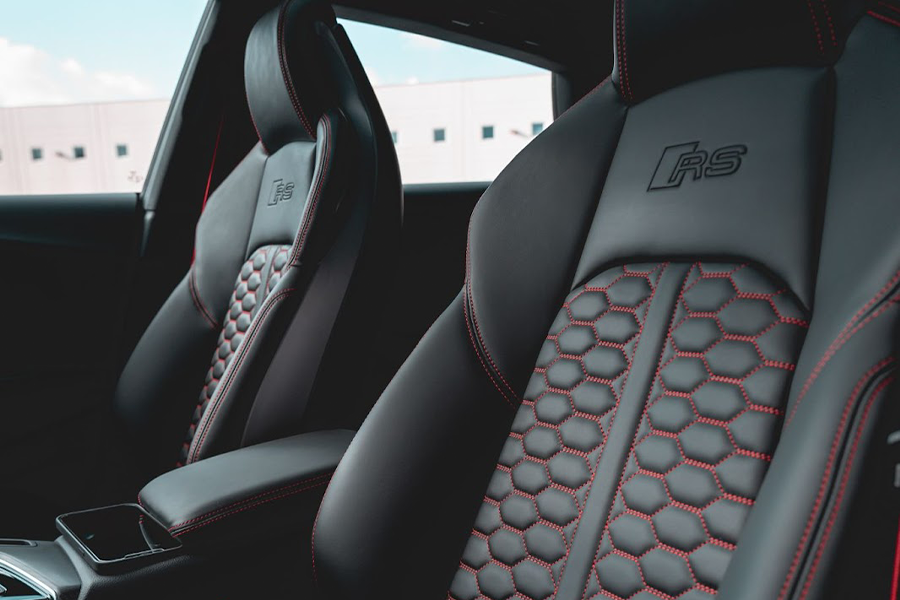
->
[312,1,900,598]
[113,0,400,480]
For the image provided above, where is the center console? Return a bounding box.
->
[0,430,353,599]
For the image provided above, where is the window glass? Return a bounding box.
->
[341,20,553,184]
[0,0,208,195]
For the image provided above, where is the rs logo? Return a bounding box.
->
[648,142,747,191]
[268,179,295,206]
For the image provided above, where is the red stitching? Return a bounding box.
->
[892,513,900,600]
[778,357,896,600]
[870,9,900,28]
[291,114,332,266]
[169,472,332,531]
[462,219,518,407]
[561,75,613,118]
[173,479,329,538]
[787,269,900,426]
[277,0,316,139]
[880,0,900,14]
[188,288,296,462]
[582,263,692,599]
[189,269,218,330]
[798,375,894,599]
[819,0,837,46]
[805,0,826,55]
[615,0,633,101]
[246,89,270,155]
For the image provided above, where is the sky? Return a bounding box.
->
[0,1,541,108]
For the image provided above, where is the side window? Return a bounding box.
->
[340,20,554,184]
[0,0,208,195]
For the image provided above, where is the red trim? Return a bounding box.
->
[870,9,900,29]
[200,114,225,215]
[892,513,900,600]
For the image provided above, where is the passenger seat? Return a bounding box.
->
[113,0,400,481]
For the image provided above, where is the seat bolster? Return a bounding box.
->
[312,295,520,600]
[113,274,223,477]
[466,81,626,399]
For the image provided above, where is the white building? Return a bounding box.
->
[0,73,551,195]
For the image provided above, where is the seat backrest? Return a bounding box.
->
[312,1,900,599]
[113,0,400,479]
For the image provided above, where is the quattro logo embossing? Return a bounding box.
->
[648,142,747,191]
[268,179,295,206]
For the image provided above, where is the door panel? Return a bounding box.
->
[0,193,143,538]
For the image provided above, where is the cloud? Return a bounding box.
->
[0,37,155,107]
[401,32,445,51]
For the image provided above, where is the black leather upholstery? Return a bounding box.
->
[113,0,400,480]
[312,1,900,599]
[139,430,353,547]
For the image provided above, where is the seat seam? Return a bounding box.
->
[786,270,900,426]
[168,472,332,532]
[797,374,895,600]
[188,288,296,462]
[172,478,329,538]
[189,269,219,330]
[870,9,900,28]
[291,113,333,267]
[778,356,896,600]
[463,220,518,408]
[277,0,316,139]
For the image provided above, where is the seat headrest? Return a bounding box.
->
[612,0,866,103]
[245,0,336,152]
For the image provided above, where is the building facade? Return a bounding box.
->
[0,73,551,195]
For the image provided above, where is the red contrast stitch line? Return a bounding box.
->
[189,269,218,330]
[561,75,613,118]
[173,479,329,538]
[582,263,693,599]
[787,269,900,426]
[462,220,518,407]
[169,472,332,531]
[819,0,837,47]
[880,0,900,14]
[778,357,896,600]
[870,9,900,28]
[892,513,900,600]
[188,289,296,462]
[798,375,895,599]
[291,114,332,266]
[805,0,826,55]
[277,0,315,139]
[615,0,633,101]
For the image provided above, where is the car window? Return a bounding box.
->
[340,20,554,184]
[0,0,208,195]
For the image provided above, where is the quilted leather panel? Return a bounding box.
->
[448,264,667,600]
[449,263,808,599]
[178,245,292,465]
[585,263,808,599]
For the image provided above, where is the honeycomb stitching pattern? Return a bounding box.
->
[178,245,292,465]
[448,264,667,600]
[584,263,809,600]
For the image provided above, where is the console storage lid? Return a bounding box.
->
[139,430,353,547]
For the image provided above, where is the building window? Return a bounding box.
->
[433,128,446,143]
[31,148,43,161]
[532,122,545,136]
[73,146,86,159]
[390,131,398,145]
[482,125,495,140]
[116,144,129,157]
